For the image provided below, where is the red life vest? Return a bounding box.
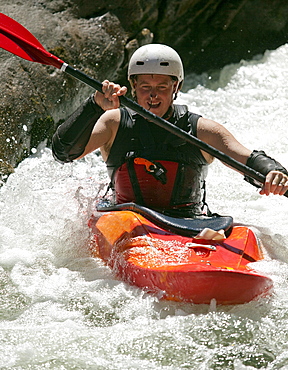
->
[114,156,207,214]
[106,105,209,216]
[115,159,178,207]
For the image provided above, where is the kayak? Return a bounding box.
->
[88,203,273,305]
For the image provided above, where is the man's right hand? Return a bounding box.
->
[94,80,127,111]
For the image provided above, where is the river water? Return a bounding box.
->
[1,44,288,370]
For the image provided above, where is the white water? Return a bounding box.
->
[1,45,288,369]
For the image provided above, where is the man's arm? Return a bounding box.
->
[52,80,127,163]
[197,117,288,196]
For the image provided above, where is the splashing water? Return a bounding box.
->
[1,45,288,369]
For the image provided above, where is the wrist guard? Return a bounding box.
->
[245,150,288,187]
[52,94,104,163]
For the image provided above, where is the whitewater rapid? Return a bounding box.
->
[0,44,288,369]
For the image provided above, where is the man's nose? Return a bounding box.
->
[150,89,158,98]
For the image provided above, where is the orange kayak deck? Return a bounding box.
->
[88,210,273,305]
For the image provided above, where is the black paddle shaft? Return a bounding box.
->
[64,65,288,197]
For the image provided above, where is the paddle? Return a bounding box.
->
[0,13,287,197]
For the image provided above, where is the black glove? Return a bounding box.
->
[245,150,288,187]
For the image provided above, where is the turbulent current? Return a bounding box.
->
[1,44,288,369]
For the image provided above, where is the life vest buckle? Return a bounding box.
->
[134,157,167,184]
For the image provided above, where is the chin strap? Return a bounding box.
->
[244,150,288,187]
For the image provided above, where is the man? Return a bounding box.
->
[52,44,288,217]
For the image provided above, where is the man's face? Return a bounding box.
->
[133,74,178,117]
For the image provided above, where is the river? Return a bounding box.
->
[0,43,288,369]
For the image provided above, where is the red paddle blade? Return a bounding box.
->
[0,13,64,69]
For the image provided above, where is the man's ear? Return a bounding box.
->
[173,80,182,93]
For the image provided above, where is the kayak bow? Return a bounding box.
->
[89,204,273,305]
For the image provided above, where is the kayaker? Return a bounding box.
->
[52,44,288,217]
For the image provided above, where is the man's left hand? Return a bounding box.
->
[260,171,288,196]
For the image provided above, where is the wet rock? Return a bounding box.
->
[0,3,126,177]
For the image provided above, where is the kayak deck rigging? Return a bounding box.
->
[96,202,233,236]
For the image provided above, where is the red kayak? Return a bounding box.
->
[88,203,273,305]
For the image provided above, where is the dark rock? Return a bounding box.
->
[155,0,288,74]
[0,4,127,178]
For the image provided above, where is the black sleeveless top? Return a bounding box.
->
[105,105,210,216]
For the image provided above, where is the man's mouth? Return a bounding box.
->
[148,102,161,110]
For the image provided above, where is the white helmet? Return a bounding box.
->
[128,44,184,83]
